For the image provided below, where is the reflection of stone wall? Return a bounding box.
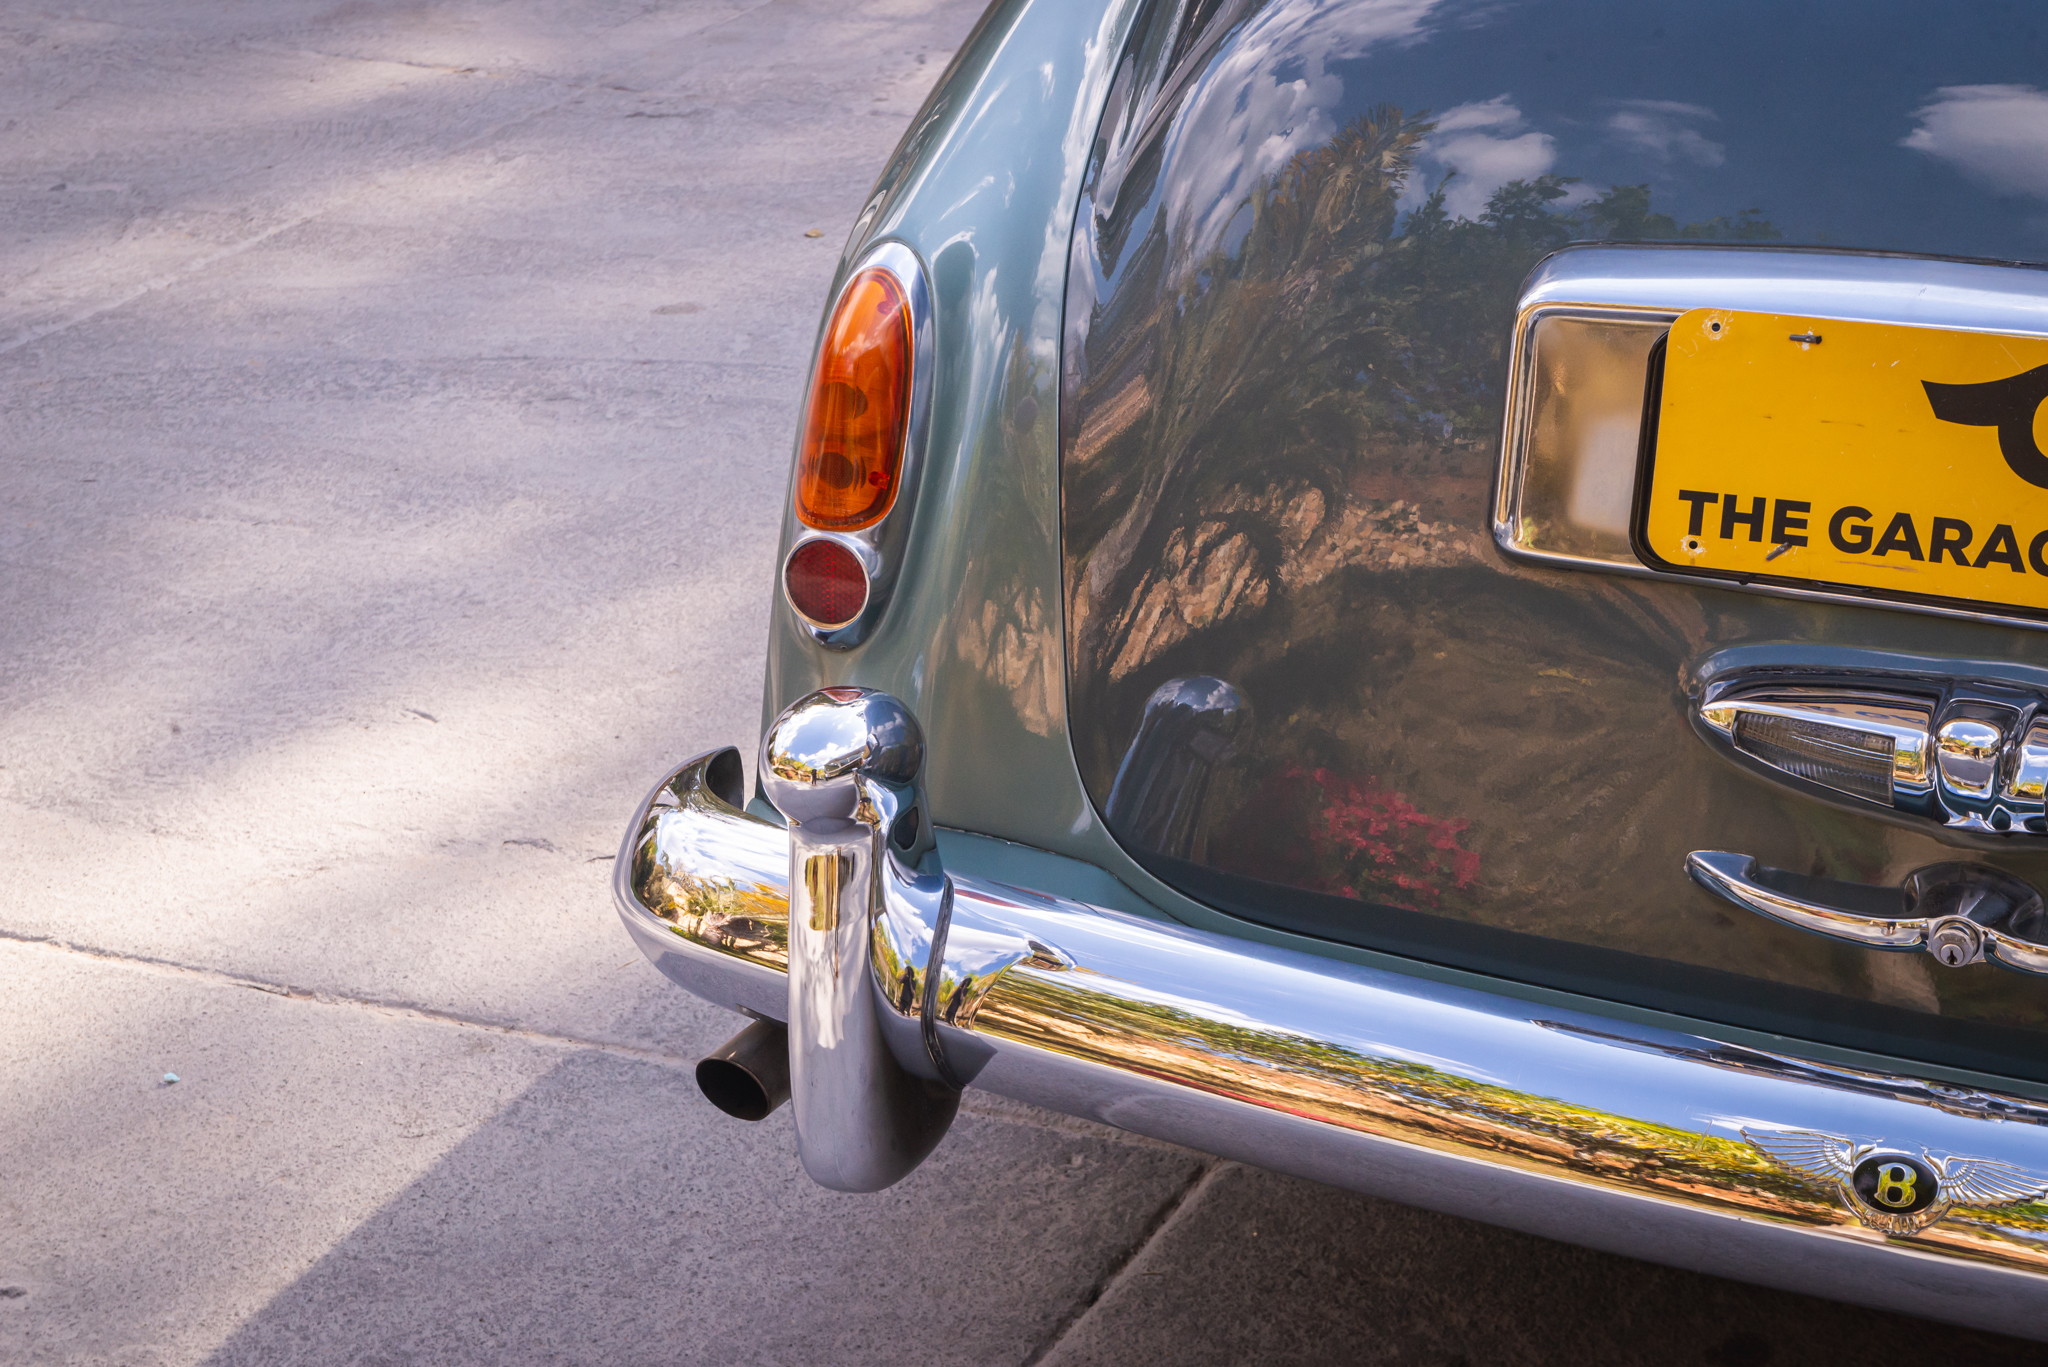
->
[1105,485,1489,682]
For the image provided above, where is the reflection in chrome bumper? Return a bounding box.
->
[616,750,2048,1339]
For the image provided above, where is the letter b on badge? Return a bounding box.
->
[1873,1163,1918,1208]
[1852,1153,1938,1216]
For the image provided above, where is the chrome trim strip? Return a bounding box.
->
[1519,246,2048,331]
[621,749,2048,1339]
[1495,245,2048,634]
[788,240,935,650]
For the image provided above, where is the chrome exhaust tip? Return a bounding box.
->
[695,1018,790,1121]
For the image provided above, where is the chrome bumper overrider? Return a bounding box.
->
[616,696,2048,1339]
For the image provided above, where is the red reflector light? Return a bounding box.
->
[784,539,869,628]
[795,268,912,531]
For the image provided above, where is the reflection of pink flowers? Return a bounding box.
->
[1222,765,1479,910]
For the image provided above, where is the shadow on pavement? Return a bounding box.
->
[1043,1162,2047,1367]
[200,1050,1204,1367]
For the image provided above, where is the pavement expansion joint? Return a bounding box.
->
[1021,1158,1228,1366]
[233,42,523,79]
[0,927,704,1068]
[0,212,328,359]
[4,927,1193,1151]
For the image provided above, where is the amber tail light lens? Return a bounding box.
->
[794,268,913,531]
[784,538,869,628]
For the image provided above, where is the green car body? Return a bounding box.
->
[612,0,2048,1335]
[771,0,2048,1084]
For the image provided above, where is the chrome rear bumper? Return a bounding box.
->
[617,744,2048,1339]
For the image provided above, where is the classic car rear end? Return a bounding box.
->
[618,0,2048,1336]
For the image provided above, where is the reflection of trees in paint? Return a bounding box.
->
[1065,102,1787,913]
[1067,102,1783,699]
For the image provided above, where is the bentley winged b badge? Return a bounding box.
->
[1744,1128,2048,1234]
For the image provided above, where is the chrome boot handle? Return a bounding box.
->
[1687,850,2048,975]
[762,688,960,1192]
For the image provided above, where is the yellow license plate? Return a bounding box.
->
[1637,308,2048,615]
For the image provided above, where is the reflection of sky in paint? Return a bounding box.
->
[1156,0,1441,268]
[1157,0,2048,267]
[1400,95,1561,221]
[1904,86,2048,203]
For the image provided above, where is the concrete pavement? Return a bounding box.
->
[2,2,2042,1363]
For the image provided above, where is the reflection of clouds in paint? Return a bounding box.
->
[1158,0,1441,276]
[1398,95,1556,221]
[1604,99,1724,167]
[1903,85,2048,200]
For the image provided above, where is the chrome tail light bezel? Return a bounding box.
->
[784,240,936,651]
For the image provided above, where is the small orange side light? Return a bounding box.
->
[794,268,912,531]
